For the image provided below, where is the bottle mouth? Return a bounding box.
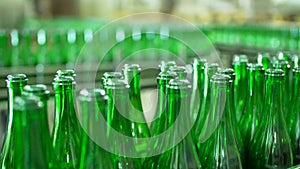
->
[293,67,300,73]
[167,78,191,90]
[272,60,290,69]
[207,63,219,71]
[79,88,108,101]
[210,74,232,84]
[53,76,75,86]
[105,79,129,89]
[14,96,43,111]
[56,69,76,77]
[159,61,176,72]
[6,74,28,87]
[247,63,264,71]
[123,64,141,72]
[232,54,248,65]
[23,84,50,97]
[265,68,285,77]
[217,68,235,77]
[103,72,123,79]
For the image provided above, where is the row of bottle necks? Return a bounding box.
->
[1,24,300,67]
[1,50,300,168]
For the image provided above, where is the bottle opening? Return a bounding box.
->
[53,76,75,86]
[265,68,284,77]
[56,69,76,77]
[210,74,232,84]
[6,74,28,87]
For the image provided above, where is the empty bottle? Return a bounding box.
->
[198,74,243,169]
[232,54,248,122]
[239,64,264,167]
[52,76,82,168]
[288,67,300,164]
[249,69,293,169]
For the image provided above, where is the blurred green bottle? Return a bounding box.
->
[193,63,219,149]
[78,88,109,169]
[52,76,82,169]
[159,61,176,73]
[101,72,123,88]
[0,30,9,67]
[288,67,300,164]
[257,53,271,70]
[168,66,187,80]
[56,69,76,78]
[249,69,293,169]
[238,64,264,167]
[0,94,54,169]
[232,54,248,122]
[0,74,28,167]
[198,74,243,169]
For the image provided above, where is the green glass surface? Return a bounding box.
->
[1,95,53,169]
[144,79,201,169]
[191,58,207,143]
[198,74,243,169]
[288,67,300,164]
[232,54,248,122]
[249,69,293,169]
[52,76,82,169]
[239,64,265,167]
[217,68,245,166]
[257,53,271,70]
[105,79,149,168]
[0,74,28,168]
[193,63,219,149]
[78,88,109,169]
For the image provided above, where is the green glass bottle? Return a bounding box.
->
[0,30,9,66]
[249,69,293,169]
[52,76,82,168]
[232,54,248,122]
[198,74,243,169]
[238,64,264,167]
[56,69,76,78]
[101,72,123,88]
[36,29,48,65]
[168,66,187,80]
[217,68,245,164]
[257,53,271,70]
[288,67,300,164]
[191,58,207,141]
[144,78,201,169]
[0,95,53,169]
[105,79,147,168]
[150,71,176,136]
[159,61,176,73]
[191,58,207,96]
[123,64,148,124]
[78,88,109,169]
[193,63,219,148]
[0,74,28,167]
[272,59,291,118]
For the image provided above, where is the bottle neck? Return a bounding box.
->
[54,84,77,119]
[292,71,300,104]
[125,71,141,96]
[264,77,284,117]
[248,69,264,99]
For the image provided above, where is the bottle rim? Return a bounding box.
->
[6,74,28,87]
[265,68,285,77]
[210,74,232,84]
